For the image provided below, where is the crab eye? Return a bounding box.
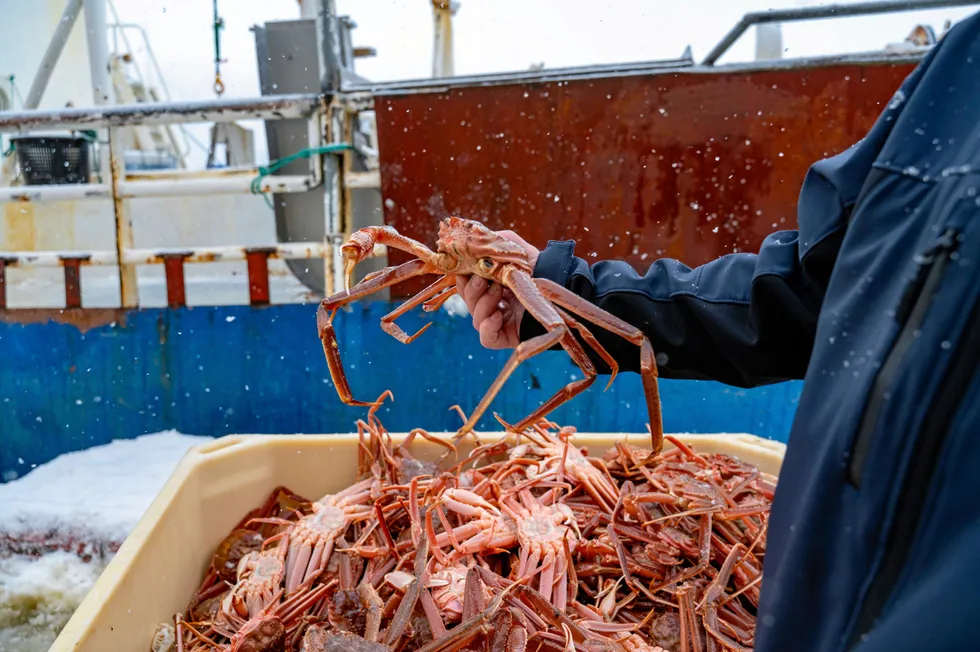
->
[480,258,494,271]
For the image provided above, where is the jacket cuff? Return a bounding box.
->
[518,240,576,341]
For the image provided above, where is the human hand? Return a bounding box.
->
[455,230,540,349]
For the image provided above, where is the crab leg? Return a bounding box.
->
[381,275,456,344]
[339,224,445,289]
[495,305,622,438]
[533,277,664,455]
[502,323,598,435]
[555,306,620,390]
[457,269,590,437]
[423,285,459,312]
[415,580,520,652]
[318,259,434,407]
[677,583,706,652]
[457,326,566,436]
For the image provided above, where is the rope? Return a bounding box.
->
[212,0,225,96]
[250,143,353,208]
[7,75,24,110]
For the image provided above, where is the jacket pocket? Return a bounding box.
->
[846,228,958,488]
[846,237,980,648]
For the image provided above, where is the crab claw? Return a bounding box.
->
[344,258,356,293]
[492,412,517,433]
[340,228,384,292]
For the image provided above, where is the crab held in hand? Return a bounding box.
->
[316,216,665,454]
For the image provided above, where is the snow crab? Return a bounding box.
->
[316,217,665,455]
[499,488,579,609]
[250,478,376,595]
[181,582,329,652]
[428,487,517,560]
[424,561,493,624]
[510,420,620,512]
[220,534,289,622]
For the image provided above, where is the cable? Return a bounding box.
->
[212,0,225,96]
[250,143,353,208]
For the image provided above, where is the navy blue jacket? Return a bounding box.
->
[520,13,980,652]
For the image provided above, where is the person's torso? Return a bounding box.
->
[756,21,980,652]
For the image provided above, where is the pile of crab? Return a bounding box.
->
[154,403,774,652]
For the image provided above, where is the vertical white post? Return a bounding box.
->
[755,24,783,62]
[316,0,345,296]
[108,127,138,307]
[299,0,318,20]
[431,1,458,78]
[83,0,112,105]
[325,104,345,296]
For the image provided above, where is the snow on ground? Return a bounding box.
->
[0,552,107,652]
[0,432,212,652]
[0,432,213,554]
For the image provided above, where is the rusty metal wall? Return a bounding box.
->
[375,61,916,297]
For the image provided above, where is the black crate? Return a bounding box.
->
[11,136,92,186]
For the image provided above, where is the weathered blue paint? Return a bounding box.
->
[0,302,802,481]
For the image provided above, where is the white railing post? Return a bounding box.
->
[83,0,112,106]
[108,127,138,307]
[323,102,346,296]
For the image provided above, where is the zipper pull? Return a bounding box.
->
[895,229,958,325]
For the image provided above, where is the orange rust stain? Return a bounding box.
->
[0,308,127,333]
[3,202,36,251]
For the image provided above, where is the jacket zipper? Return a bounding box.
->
[847,231,980,649]
[847,229,958,488]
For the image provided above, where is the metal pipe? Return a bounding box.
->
[0,174,316,203]
[324,103,345,296]
[119,174,314,198]
[431,1,458,78]
[24,0,85,110]
[345,170,380,189]
[83,0,113,105]
[0,93,322,132]
[343,57,693,95]
[702,0,980,65]
[316,0,346,298]
[317,0,344,92]
[0,251,118,268]
[122,242,331,264]
[123,166,262,181]
[108,126,138,307]
[0,184,112,203]
[0,241,382,268]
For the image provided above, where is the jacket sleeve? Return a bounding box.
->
[518,142,886,388]
[518,232,826,388]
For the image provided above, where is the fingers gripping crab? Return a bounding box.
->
[316,217,666,454]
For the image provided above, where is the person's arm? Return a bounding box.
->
[515,136,887,389]
[518,230,823,388]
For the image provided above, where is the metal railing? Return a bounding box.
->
[0,92,362,311]
[702,0,980,65]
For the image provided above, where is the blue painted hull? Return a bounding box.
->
[0,302,802,481]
